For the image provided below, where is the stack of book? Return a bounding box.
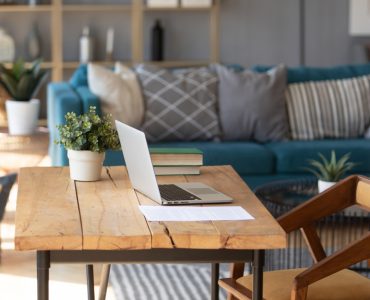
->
[149,148,203,175]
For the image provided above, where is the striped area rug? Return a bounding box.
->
[110,264,228,300]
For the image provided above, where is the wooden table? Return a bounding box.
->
[15,165,286,300]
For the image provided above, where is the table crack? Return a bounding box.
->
[160,222,177,248]
[74,180,84,249]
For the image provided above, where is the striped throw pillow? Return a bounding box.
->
[285,76,370,140]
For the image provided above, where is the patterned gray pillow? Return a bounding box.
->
[136,65,220,142]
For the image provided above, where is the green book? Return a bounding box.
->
[149,148,203,166]
[149,148,203,155]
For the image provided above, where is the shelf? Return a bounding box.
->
[145,60,211,67]
[62,61,132,69]
[63,4,131,12]
[2,62,54,69]
[0,5,53,13]
[144,6,212,12]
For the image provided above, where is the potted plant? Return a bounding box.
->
[56,106,120,181]
[0,58,48,135]
[306,151,356,193]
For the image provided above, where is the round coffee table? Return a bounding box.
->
[254,179,369,275]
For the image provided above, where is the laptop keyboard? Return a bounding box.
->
[159,184,201,201]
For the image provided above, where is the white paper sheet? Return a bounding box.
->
[139,206,254,222]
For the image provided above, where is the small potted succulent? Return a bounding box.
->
[56,106,120,181]
[306,151,356,193]
[0,58,48,135]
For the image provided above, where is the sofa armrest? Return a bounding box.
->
[47,82,82,166]
[75,86,102,115]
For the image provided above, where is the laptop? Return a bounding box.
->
[115,120,233,205]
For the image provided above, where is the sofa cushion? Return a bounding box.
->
[88,63,144,127]
[286,75,370,140]
[137,65,220,142]
[267,139,370,173]
[215,64,288,142]
[148,142,274,175]
[69,64,89,88]
[252,64,370,84]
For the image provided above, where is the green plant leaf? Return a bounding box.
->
[55,106,121,153]
[305,151,357,182]
[12,58,25,81]
[16,73,36,101]
[0,73,17,99]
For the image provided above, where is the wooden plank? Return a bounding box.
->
[209,0,220,63]
[139,165,286,250]
[51,0,63,82]
[356,179,370,210]
[136,173,222,249]
[63,4,131,12]
[131,0,144,63]
[15,167,82,250]
[301,224,326,263]
[189,166,287,249]
[75,166,151,250]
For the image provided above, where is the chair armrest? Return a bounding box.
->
[75,86,102,115]
[47,82,82,166]
[278,176,358,233]
[294,232,370,289]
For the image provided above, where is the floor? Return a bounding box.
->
[0,128,116,300]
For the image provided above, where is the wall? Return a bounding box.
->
[220,0,366,67]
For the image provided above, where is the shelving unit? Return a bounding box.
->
[0,0,220,81]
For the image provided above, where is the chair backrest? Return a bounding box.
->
[356,177,370,210]
[0,173,17,221]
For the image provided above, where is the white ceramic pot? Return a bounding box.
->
[5,99,40,135]
[67,150,105,181]
[318,180,336,193]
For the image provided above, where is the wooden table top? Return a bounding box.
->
[15,165,286,251]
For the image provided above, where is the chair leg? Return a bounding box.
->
[291,287,307,300]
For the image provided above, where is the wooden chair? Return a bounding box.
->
[219,175,370,300]
[0,173,17,262]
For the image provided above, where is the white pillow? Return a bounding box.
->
[87,63,144,127]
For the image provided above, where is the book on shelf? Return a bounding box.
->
[149,148,203,166]
[153,165,200,176]
[147,0,178,8]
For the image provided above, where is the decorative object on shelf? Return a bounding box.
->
[150,20,164,61]
[0,0,15,4]
[0,59,48,135]
[80,26,93,64]
[28,0,39,5]
[105,27,114,61]
[147,0,178,8]
[0,28,15,62]
[181,0,212,8]
[25,22,41,61]
[55,106,120,181]
[305,151,357,193]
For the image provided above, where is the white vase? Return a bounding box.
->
[318,180,336,193]
[67,150,105,181]
[0,28,15,62]
[5,99,40,135]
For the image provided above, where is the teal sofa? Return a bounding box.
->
[47,64,370,189]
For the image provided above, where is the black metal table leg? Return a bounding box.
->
[211,263,220,300]
[252,250,264,300]
[86,264,95,300]
[37,251,50,300]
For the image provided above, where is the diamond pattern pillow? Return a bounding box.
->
[136,65,220,142]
